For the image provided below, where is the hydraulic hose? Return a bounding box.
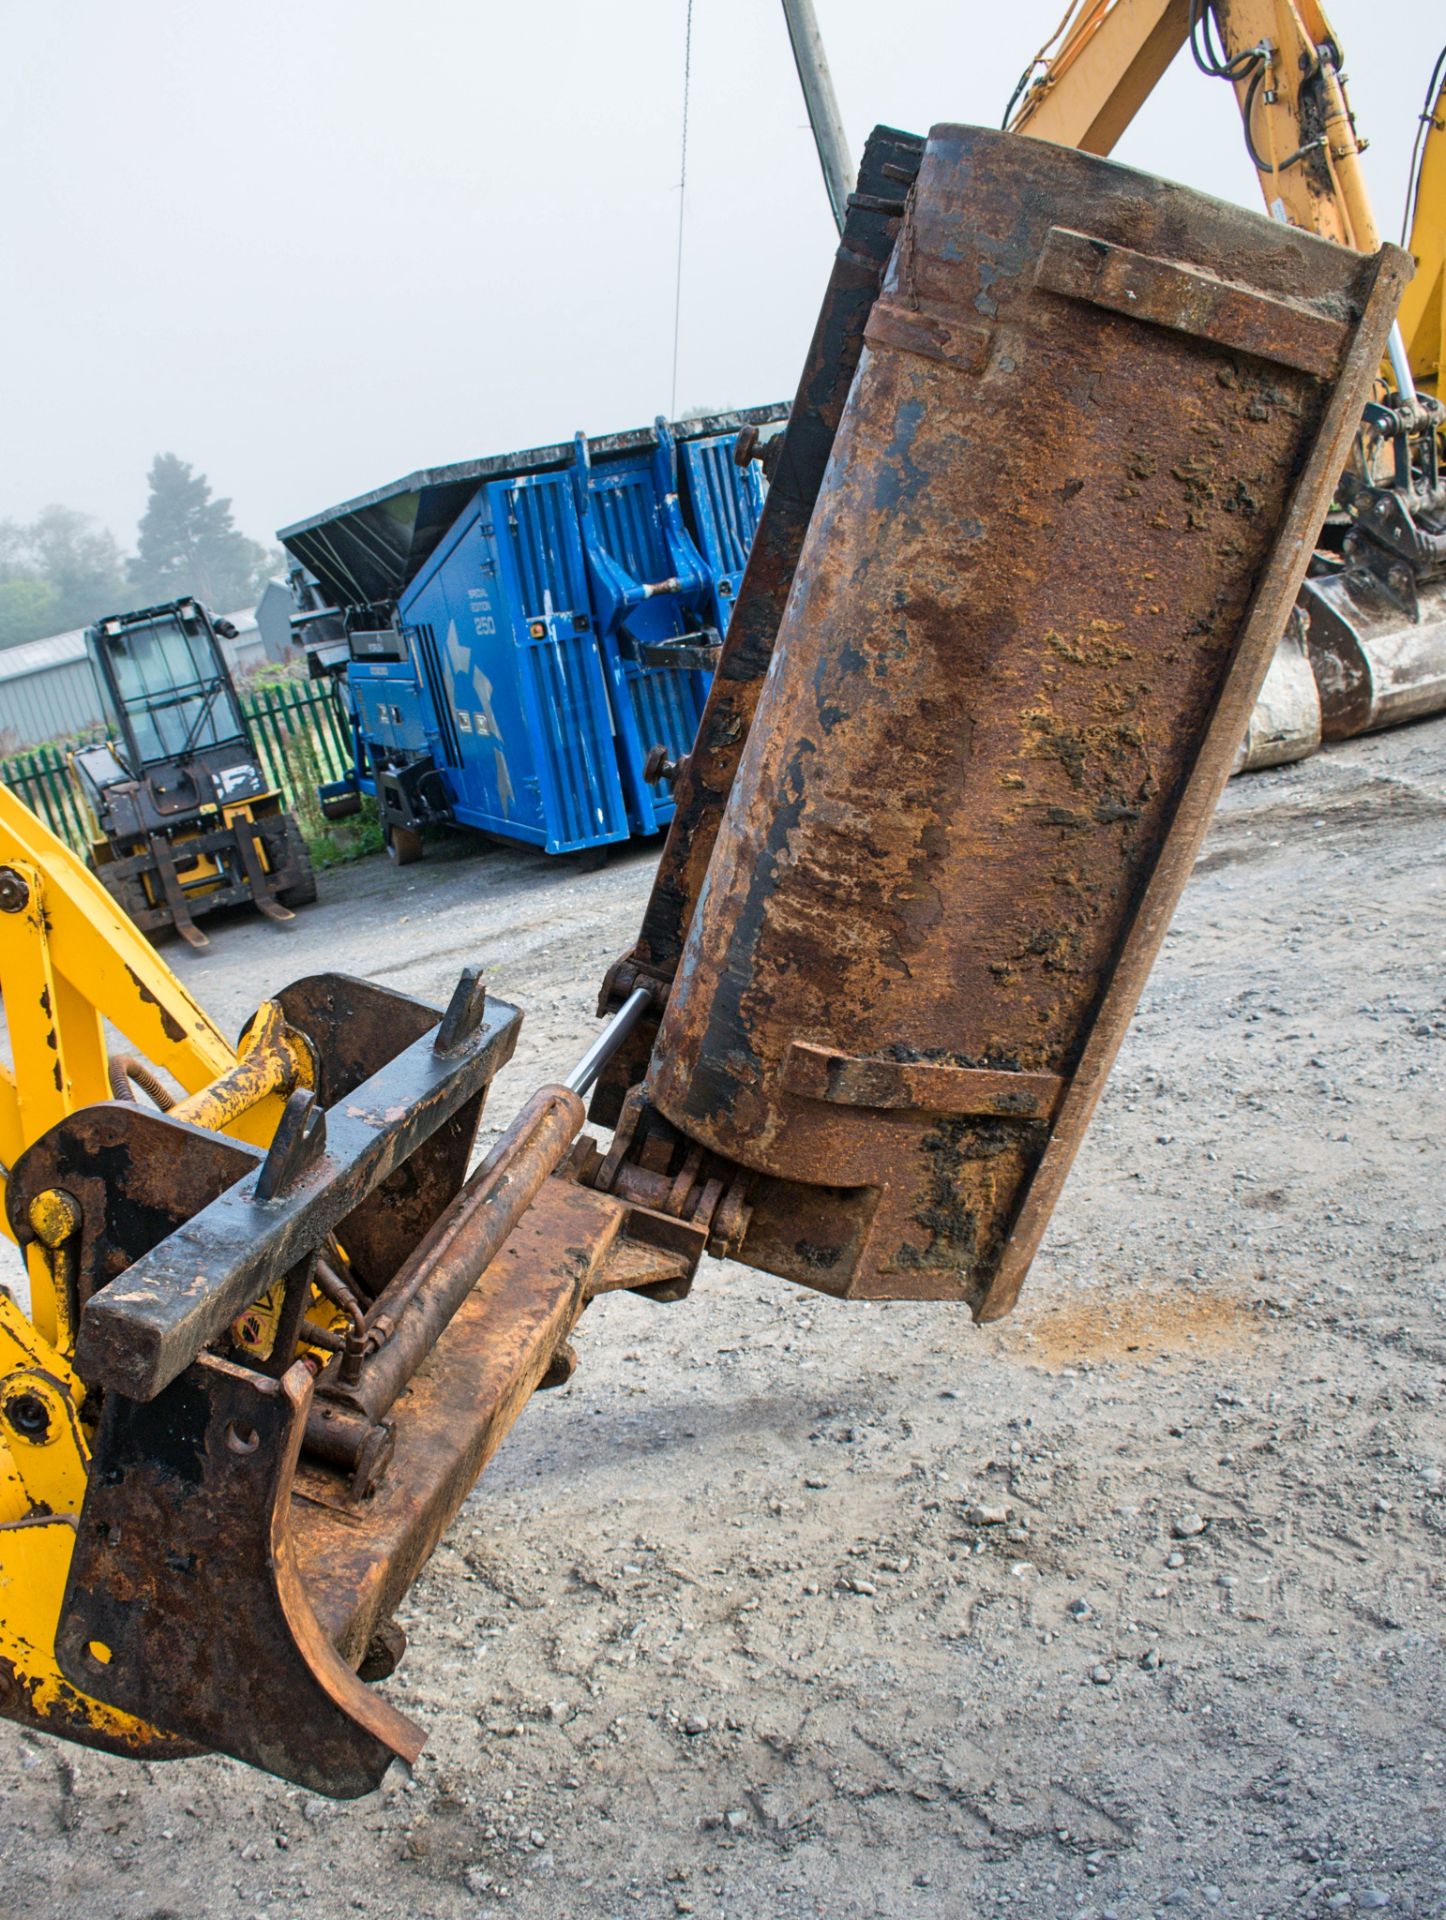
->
[107,1054,177,1110]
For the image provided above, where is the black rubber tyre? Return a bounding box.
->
[320,790,363,822]
[88,854,153,929]
[386,825,425,866]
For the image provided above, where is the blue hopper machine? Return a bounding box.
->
[279,407,785,861]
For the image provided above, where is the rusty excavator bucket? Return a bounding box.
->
[6,127,1406,1795]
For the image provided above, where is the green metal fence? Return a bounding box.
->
[0,740,95,852]
[0,678,354,856]
[240,681,354,827]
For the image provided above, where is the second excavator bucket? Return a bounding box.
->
[626,126,1408,1318]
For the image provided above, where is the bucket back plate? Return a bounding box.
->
[646,125,1408,1315]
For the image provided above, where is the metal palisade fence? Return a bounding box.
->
[0,678,354,856]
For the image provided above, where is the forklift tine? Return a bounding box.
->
[235,817,294,922]
[144,833,208,949]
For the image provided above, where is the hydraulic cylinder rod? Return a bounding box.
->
[563,986,653,1096]
[307,986,655,1463]
[317,1085,584,1430]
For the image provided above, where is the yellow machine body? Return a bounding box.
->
[1397,54,1445,396]
[0,784,311,1747]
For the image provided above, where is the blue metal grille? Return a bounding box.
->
[589,471,670,583]
[506,476,588,614]
[683,435,763,574]
[629,665,700,794]
[522,634,628,848]
[412,622,463,768]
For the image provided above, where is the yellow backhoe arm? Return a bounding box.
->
[0,784,318,1753]
[1009,4,1371,234]
[0,785,236,1157]
[0,786,306,1345]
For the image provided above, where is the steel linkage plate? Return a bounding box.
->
[56,1353,425,1797]
[73,974,519,1399]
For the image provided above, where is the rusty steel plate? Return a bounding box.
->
[59,1180,704,1793]
[645,125,1408,1317]
[56,1354,425,1797]
[590,124,926,1125]
[6,1106,261,1316]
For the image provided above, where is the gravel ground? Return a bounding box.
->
[2,718,1443,1920]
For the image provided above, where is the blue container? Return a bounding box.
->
[280,407,783,856]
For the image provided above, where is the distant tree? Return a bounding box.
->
[0,506,126,647]
[129,453,270,613]
[0,574,61,649]
[27,506,128,626]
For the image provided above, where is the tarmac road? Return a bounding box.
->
[2,716,1443,1920]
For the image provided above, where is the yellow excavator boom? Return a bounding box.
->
[1003,0,1446,756]
[1010,3,1373,238]
[0,786,301,1235]
[0,782,321,1751]
[1397,49,1445,391]
[0,783,315,1349]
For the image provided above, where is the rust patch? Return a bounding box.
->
[0,1648,201,1760]
[999,1285,1264,1371]
[1043,620,1135,669]
[125,964,187,1044]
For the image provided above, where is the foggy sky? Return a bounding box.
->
[0,0,1437,553]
